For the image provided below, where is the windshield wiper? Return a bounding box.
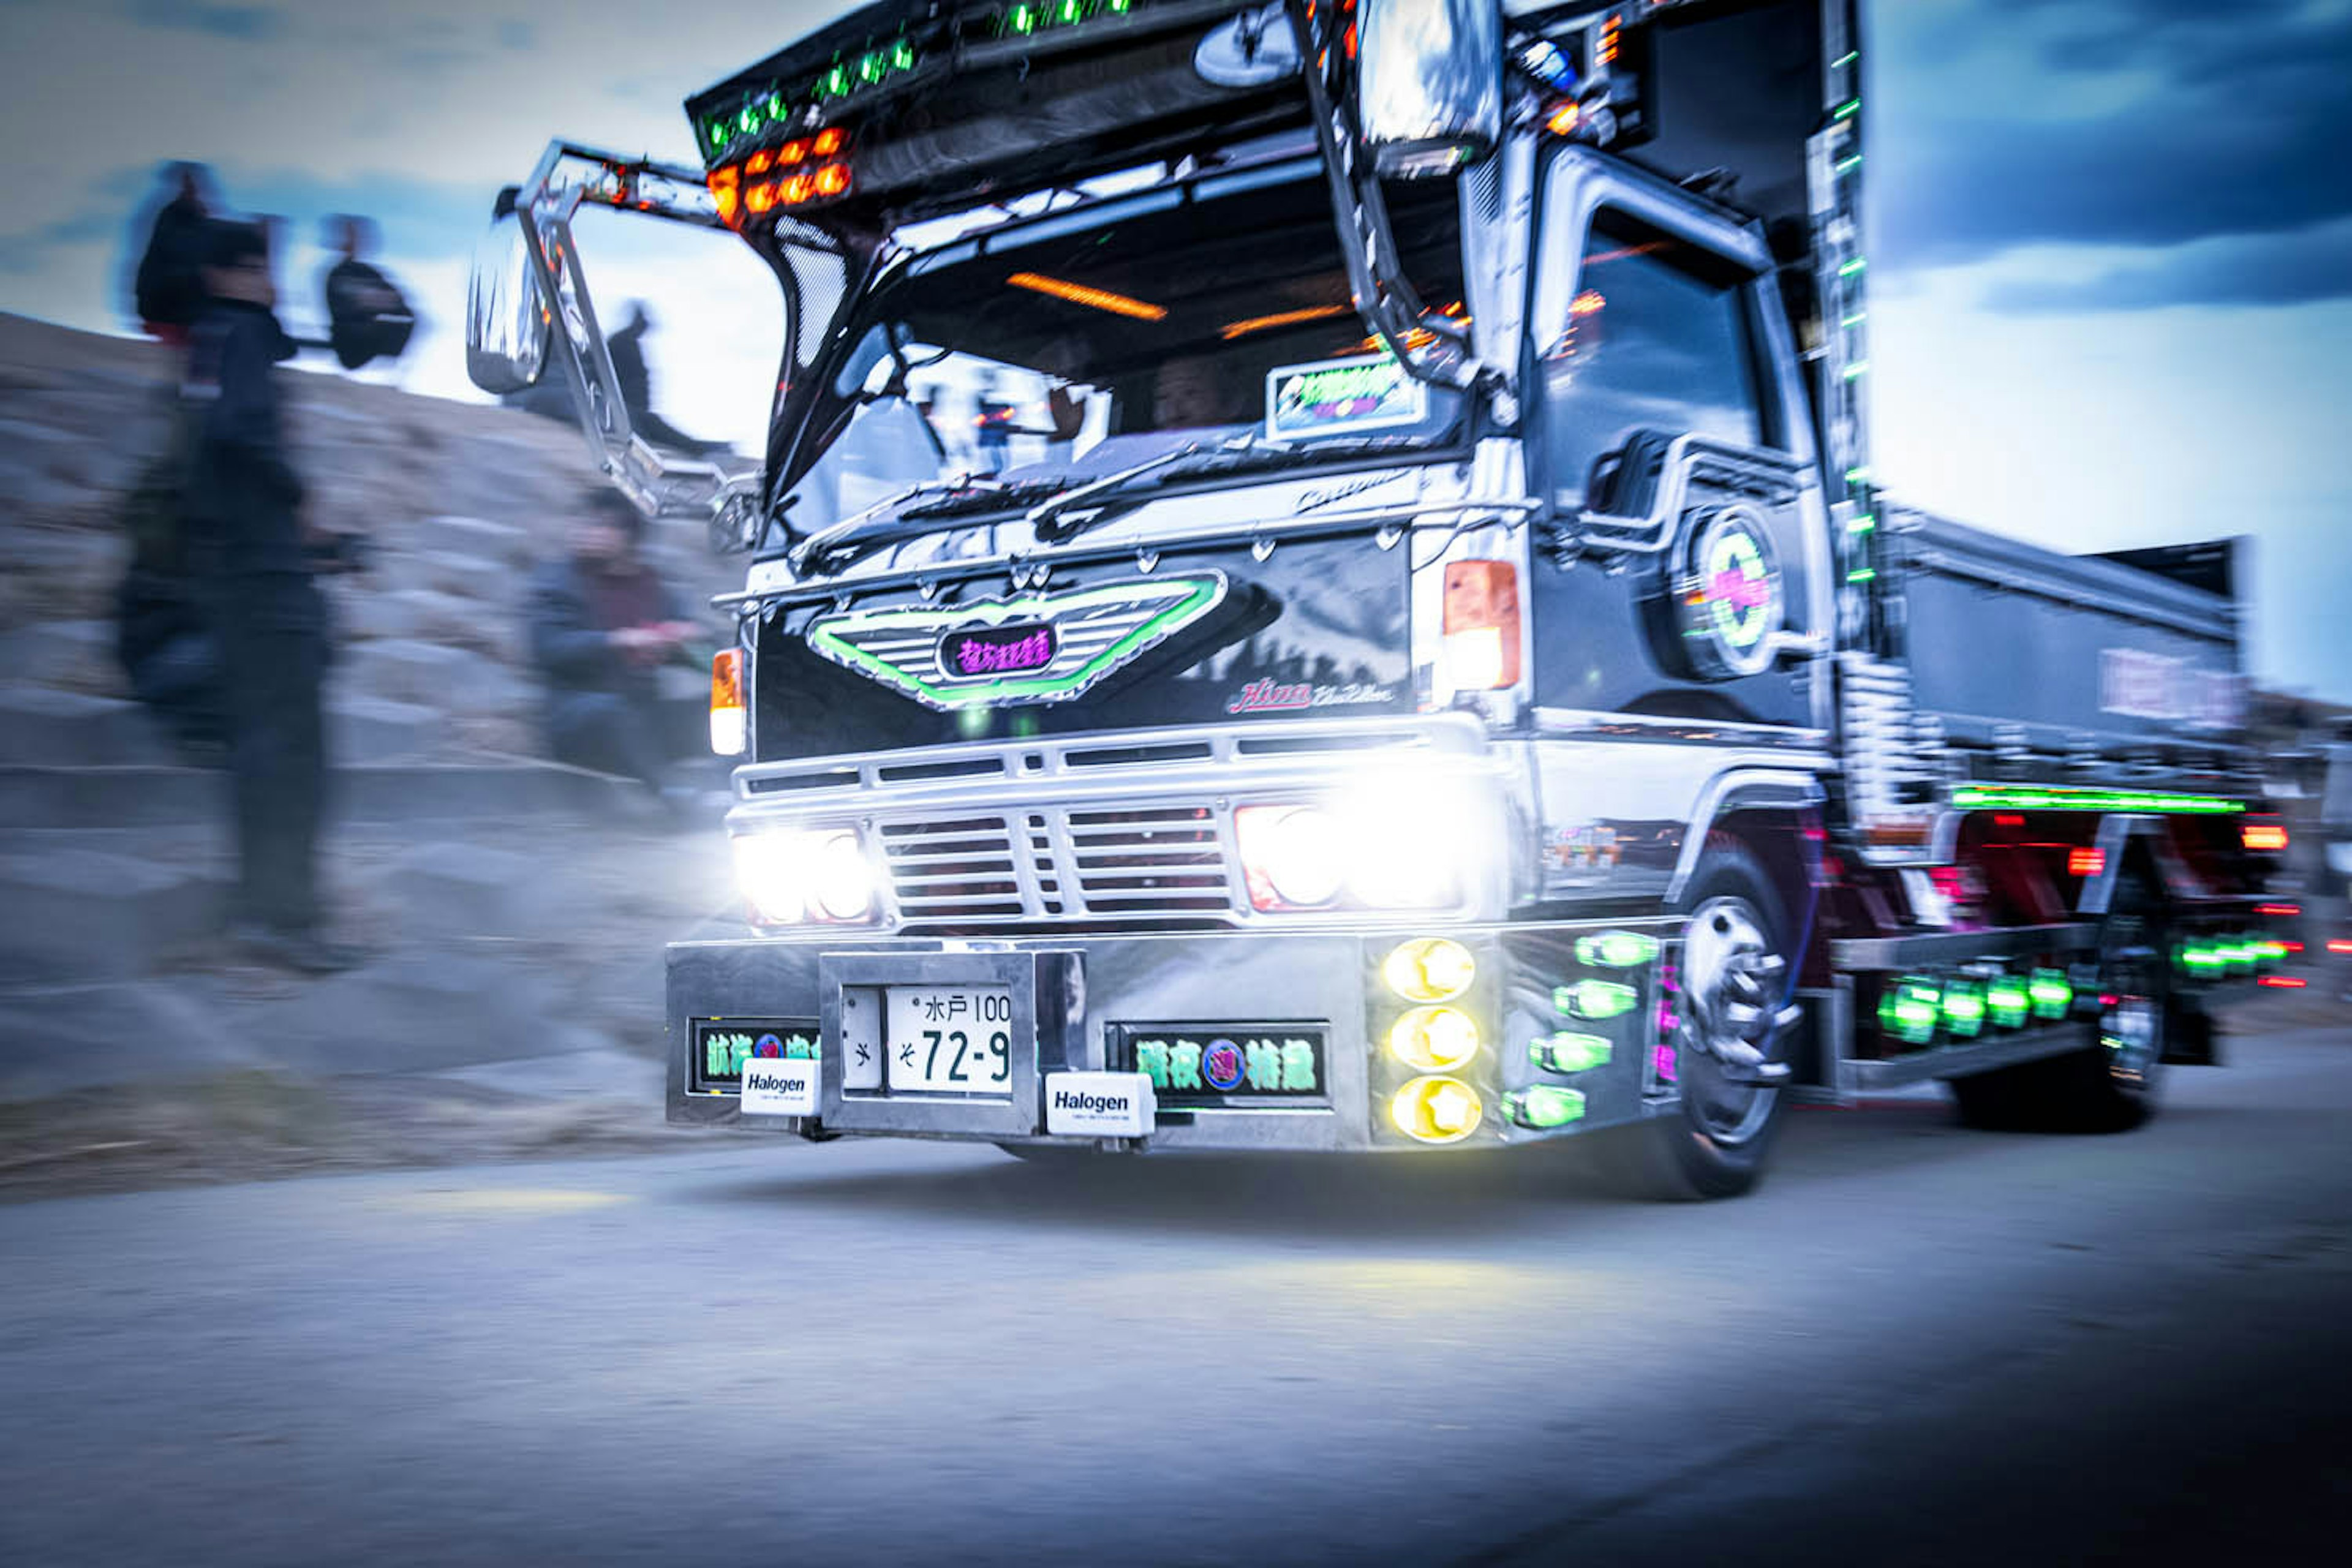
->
[790,476,1016,578]
[1028,434,1428,545]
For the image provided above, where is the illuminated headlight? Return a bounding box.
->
[1384,938,1476,1002]
[733,829,876,925]
[1234,783,1479,913]
[1234,805,1347,908]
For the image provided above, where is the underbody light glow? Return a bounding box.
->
[1986,976,2031,1030]
[1553,979,1637,1021]
[2028,969,2073,1020]
[1878,976,1940,1046]
[1005,271,1167,321]
[1530,1033,1611,1074]
[1574,930,1659,970]
[1506,1085,1586,1130]
[1940,981,1987,1039]
[1389,1076,1483,1145]
[1951,785,2245,815]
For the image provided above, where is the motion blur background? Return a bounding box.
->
[1,0,2348,694]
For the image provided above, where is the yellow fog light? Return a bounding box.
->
[1386,1005,1480,1072]
[1389,1076,1484,1145]
[1383,938,1476,1003]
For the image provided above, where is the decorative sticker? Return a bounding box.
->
[1673,505,1784,679]
[1265,352,1429,441]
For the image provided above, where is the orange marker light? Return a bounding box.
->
[1005,271,1168,320]
[710,649,747,756]
[812,127,846,156]
[747,150,773,175]
[782,172,815,204]
[1545,100,1581,136]
[1442,560,1522,690]
[1218,303,1349,340]
[778,139,809,166]
[2067,847,2106,878]
[813,162,851,198]
[2242,824,2289,852]
[1570,288,1607,317]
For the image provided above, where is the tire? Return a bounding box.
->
[1592,838,1796,1200]
[1947,862,2168,1134]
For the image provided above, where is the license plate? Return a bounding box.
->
[884,986,1015,1094]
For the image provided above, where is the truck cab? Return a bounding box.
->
[469,0,2283,1197]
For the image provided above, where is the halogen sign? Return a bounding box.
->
[1673,506,1784,679]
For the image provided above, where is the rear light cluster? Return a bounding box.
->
[709,129,852,226]
[1439,559,1521,692]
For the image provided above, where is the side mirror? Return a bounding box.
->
[1355,0,1502,177]
[464,203,549,394]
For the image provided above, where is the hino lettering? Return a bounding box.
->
[473,0,2280,1199]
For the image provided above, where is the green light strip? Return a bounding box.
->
[1838,257,1867,277]
[1951,785,2247,815]
[1834,99,1861,120]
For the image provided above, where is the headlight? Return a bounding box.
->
[733,829,876,925]
[1389,1076,1483,1144]
[1387,1005,1480,1071]
[1234,805,1346,908]
[1235,783,1476,913]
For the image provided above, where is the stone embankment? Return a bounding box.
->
[0,313,756,1161]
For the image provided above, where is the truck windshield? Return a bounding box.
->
[778,162,1464,547]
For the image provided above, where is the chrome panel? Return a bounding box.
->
[1831,922,2101,971]
[1842,1022,2090,1093]
[728,714,1515,930]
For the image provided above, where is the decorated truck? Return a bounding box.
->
[466,0,2291,1197]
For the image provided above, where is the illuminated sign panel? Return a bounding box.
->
[1265,353,1428,441]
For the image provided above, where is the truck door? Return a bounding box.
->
[1522,158,1830,733]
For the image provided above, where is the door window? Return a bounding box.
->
[1539,210,1768,510]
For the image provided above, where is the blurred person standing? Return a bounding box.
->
[321,215,416,372]
[129,162,216,346]
[181,220,357,974]
[526,490,707,818]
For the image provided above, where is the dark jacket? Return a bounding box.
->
[324,258,414,371]
[527,554,689,699]
[134,195,212,331]
[181,299,307,583]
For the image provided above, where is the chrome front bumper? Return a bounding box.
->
[666,919,1682,1153]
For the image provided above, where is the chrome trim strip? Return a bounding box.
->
[1831,922,2101,971]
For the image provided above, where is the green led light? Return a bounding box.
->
[1838,257,1868,277]
[825,64,852,95]
[1106,0,1131,12]
[2177,940,2224,978]
[1507,1085,1587,1130]
[2254,937,2286,968]
[1554,979,1637,1022]
[1842,361,1871,380]
[1836,154,1863,175]
[1847,568,1877,584]
[2028,969,2072,1020]
[1878,977,1940,1046]
[1986,976,2031,1030]
[1574,930,1659,969]
[1008,3,1038,33]
[1950,785,2246,816]
[861,51,888,83]
[1844,466,1871,483]
[1834,99,1861,120]
[1833,50,1860,69]
[1056,0,1084,22]
[1531,1033,1612,1075]
[1841,312,1868,328]
[1847,514,1877,533]
[894,39,916,69]
[1940,981,1987,1040]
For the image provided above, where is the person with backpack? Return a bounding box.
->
[321,214,415,372]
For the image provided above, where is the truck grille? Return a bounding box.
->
[877,806,1234,924]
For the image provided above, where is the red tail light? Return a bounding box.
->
[2067,847,2105,878]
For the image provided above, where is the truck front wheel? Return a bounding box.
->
[1593,840,1797,1200]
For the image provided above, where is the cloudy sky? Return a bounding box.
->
[1,0,2346,697]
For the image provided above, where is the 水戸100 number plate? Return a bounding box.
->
[883,986,1014,1093]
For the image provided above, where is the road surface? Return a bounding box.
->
[4,1027,2349,1566]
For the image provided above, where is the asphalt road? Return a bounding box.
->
[4,1027,2350,1567]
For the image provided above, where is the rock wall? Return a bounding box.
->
[0,311,744,762]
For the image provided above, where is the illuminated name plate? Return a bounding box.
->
[1109,1023,1329,1109]
[692,1017,819,1094]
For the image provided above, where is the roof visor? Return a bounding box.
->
[687,1,1506,227]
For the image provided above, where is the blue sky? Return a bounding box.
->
[1,0,2346,698]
